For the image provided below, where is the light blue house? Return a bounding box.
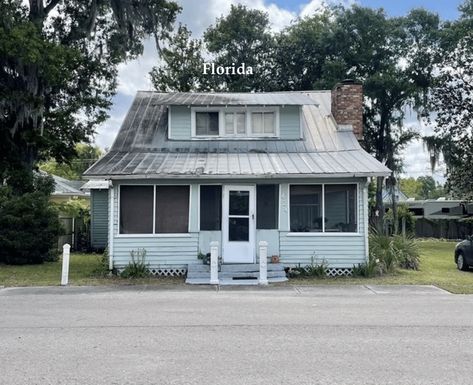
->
[83,81,390,282]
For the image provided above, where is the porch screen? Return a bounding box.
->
[257,185,279,229]
[119,186,153,234]
[200,185,221,230]
[325,185,357,232]
[156,186,190,233]
[290,185,322,232]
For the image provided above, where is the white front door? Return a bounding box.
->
[222,185,255,263]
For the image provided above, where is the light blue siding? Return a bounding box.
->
[279,106,301,139]
[169,106,191,139]
[113,235,199,268]
[256,230,279,259]
[90,190,108,249]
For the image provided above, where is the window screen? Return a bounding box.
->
[290,185,322,232]
[257,185,279,229]
[120,186,154,234]
[324,185,357,232]
[196,112,219,136]
[156,186,189,233]
[200,185,221,230]
[252,112,275,134]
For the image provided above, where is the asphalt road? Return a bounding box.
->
[0,284,472,385]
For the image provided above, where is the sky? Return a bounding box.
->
[93,0,465,182]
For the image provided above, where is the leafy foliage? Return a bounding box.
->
[288,256,328,278]
[39,143,103,180]
[384,204,416,235]
[0,174,61,265]
[369,232,421,272]
[0,0,180,192]
[120,248,150,278]
[399,176,445,200]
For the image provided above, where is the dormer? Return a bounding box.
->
[165,92,316,140]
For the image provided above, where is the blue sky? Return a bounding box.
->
[273,0,463,19]
[95,0,464,181]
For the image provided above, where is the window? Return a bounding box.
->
[252,112,275,134]
[290,185,322,232]
[156,186,189,233]
[196,111,219,136]
[289,184,358,233]
[257,185,279,229]
[120,186,154,234]
[225,112,246,135]
[200,185,221,230]
[324,185,357,232]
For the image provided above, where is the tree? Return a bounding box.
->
[0,0,180,193]
[426,1,473,199]
[150,24,209,92]
[39,143,103,180]
[203,4,277,91]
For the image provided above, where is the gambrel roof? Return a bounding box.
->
[84,91,390,179]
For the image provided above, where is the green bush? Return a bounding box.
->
[0,175,61,265]
[289,255,328,278]
[369,231,421,273]
[352,253,381,277]
[120,248,149,278]
[392,235,420,270]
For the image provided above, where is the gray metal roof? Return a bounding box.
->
[52,175,89,197]
[142,92,317,106]
[81,180,111,190]
[84,91,391,179]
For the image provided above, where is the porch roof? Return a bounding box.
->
[84,149,390,179]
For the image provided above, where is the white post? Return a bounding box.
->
[210,241,219,285]
[61,243,71,286]
[259,241,268,285]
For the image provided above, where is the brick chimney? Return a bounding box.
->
[331,80,363,140]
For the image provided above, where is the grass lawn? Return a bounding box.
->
[1,240,473,293]
[290,240,473,294]
[0,253,184,287]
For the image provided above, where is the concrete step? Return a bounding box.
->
[221,263,285,272]
[185,276,288,285]
[187,270,286,279]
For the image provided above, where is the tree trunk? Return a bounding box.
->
[390,174,398,235]
[374,176,385,233]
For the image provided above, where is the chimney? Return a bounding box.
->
[331,79,363,140]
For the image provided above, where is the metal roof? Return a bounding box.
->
[85,150,389,179]
[143,92,317,106]
[81,180,111,190]
[52,175,89,197]
[84,91,391,179]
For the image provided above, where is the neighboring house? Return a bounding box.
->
[382,186,408,205]
[404,198,473,239]
[83,80,390,282]
[50,174,90,250]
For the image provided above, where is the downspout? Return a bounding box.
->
[108,182,114,271]
[364,179,369,262]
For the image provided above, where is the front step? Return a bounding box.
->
[186,263,288,285]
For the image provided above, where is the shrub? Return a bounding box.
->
[120,248,149,278]
[369,231,421,273]
[0,175,61,265]
[352,253,381,277]
[289,255,328,278]
[392,235,420,270]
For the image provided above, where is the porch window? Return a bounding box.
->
[290,185,322,232]
[119,186,154,234]
[324,185,357,232]
[251,111,275,134]
[200,185,221,230]
[257,184,279,229]
[156,186,190,233]
[196,111,219,136]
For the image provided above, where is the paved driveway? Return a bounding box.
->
[0,285,472,385]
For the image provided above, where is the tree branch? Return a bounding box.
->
[44,0,61,16]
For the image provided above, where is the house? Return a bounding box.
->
[48,174,90,250]
[83,80,390,283]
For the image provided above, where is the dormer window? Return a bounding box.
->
[196,111,219,136]
[190,107,279,139]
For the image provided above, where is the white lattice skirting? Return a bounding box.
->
[325,267,353,277]
[149,267,187,277]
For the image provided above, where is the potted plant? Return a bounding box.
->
[271,255,280,264]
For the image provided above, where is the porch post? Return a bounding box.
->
[259,241,268,285]
[210,241,219,285]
